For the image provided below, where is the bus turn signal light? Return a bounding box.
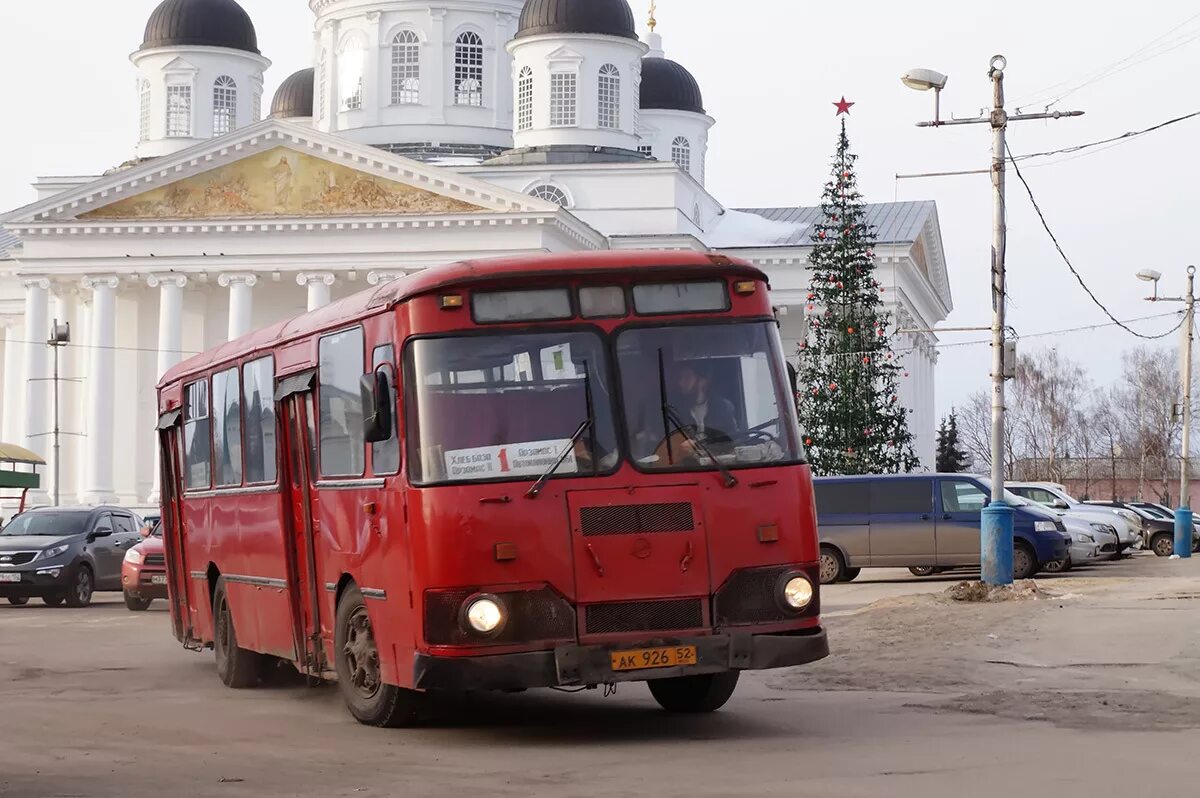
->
[733,280,757,295]
[494,542,517,561]
[440,294,464,309]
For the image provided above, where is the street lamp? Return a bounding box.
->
[46,320,70,508]
[1139,265,1196,558]
[900,69,948,123]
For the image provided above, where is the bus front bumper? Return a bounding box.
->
[413,627,829,691]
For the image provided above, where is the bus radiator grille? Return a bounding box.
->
[714,564,821,626]
[424,587,576,646]
[578,503,694,536]
[583,599,704,635]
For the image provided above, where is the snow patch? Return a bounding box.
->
[705,209,807,248]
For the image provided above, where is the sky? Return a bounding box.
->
[1,0,1197,422]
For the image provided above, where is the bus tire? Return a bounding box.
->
[213,578,263,689]
[335,585,423,728]
[648,671,740,713]
[818,546,845,585]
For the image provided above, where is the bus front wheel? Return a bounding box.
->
[213,578,264,688]
[648,672,740,713]
[335,585,424,728]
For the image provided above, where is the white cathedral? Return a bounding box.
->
[0,0,951,508]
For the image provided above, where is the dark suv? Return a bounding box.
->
[0,507,144,607]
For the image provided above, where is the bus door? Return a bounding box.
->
[276,371,326,675]
[156,409,193,645]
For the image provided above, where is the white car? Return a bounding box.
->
[1008,482,1141,553]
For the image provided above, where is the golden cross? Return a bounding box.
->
[648,0,658,32]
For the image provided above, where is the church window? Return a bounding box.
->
[166,85,192,137]
[528,184,569,207]
[517,67,533,130]
[598,64,620,129]
[638,144,653,157]
[213,76,237,136]
[340,37,365,111]
[391,30,421,105]
[550,72,576,127]
[454,32,484,107]
[138,80,151,142]
[672,136,692,173]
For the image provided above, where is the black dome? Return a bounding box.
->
[271,69,314,118]
[640,57,705,114]
[141,0,259,54]
[516,0,638,40]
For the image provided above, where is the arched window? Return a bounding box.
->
[671,136,692,173]
[550,72,577,127]
[454,31,484,106]
[318,50,328,119]
[213,75,237,136]
[517,67,533,131]
[166,84,192,137]
[529,184,569,207]
[391,30,420,105]
[138,80,151,142]
[598,64,620,129]
[340,38,365,111]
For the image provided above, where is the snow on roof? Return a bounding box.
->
[734,201,935,247]
[705,209,807,248]
[424,156,487,167]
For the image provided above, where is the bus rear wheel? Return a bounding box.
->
[335,585,424,728]
[213,578,264,688]
[648,671,740,713]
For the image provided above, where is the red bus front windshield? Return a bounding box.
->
[405,320,803,486]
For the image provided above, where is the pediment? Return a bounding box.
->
[545,45,585,63]
[162,56,198,73]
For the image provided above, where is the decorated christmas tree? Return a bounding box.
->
[797,102,919,475]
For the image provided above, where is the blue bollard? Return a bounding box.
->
[981,502,1015,585]
[1174,507,1193,558]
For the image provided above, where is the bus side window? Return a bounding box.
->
[183,379,211,491]
[371,344,400,475]
[242,356,277,484]
[318,327,366,477]
[212,367,243,487]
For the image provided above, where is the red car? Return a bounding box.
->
[121,525,166,611]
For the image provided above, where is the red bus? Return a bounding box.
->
[156,251,828,726]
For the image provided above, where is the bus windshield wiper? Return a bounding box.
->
[657,349,738,488]
[527,362,596,500]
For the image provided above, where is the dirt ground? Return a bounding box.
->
[2,554,1199,797]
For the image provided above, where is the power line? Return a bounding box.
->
[1012,110,1200,162]
[0,337,198,356]
[1006,143,1186,341]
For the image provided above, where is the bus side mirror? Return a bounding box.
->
[361,371,393,444]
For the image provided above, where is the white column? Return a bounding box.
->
[219,273,258,340]
[429,9,446,123]
[75,297,91,499]
[22,279,50,487]
[80,276,119,505]
[1,318,23,445]
[368,270,405,286]
[147,274,188,503]
[364,11,382,126]
[298,272,336,312]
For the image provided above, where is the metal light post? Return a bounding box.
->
[903,55,1083,584]
[1138,266,1195,557]
[46,320,70,507]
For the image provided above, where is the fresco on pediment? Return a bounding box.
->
[80,147,486,220]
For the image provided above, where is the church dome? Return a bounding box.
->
[141,0,260,54]
[271,68,314,118]
[640,57,705,114]
[516,0,638,41]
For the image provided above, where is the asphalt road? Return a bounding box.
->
[1,558,1198,798]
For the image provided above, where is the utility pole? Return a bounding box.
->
[46,320,70,507]
[904,55,1083,584]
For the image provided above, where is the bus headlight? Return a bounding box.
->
[464,595,505,634]
[782,575,814,610]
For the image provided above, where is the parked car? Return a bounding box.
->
[814,474,1070,584]
[1008,482,1141,553]
[0,506,144,607]
[121,523,166,611]
[1045,515,1119,572]
[1084,500,1199,556]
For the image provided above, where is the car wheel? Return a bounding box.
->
[124,592,152,612]
[1042,558,1069,574]
[42,594,64,607]
[335,585,425,727]
[1013,544,1038,580]
[839,567,862,583]
[64,567,94,608]
[648,671,740,713]
[818,546,846,585]
[212,577,264,688]
[6,596,28,606]
[1151,533,1175,558]
[908,566,938,577]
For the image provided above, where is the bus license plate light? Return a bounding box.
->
[610,645,697,672]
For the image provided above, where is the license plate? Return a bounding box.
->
[611,645,698,672]
[151,574,168,585]
[0,573,21,583]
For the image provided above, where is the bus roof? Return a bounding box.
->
[161,251,763,388]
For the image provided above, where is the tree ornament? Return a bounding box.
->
[847,327,856,334]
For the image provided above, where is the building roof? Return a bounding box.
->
[734,201,937,246]
[640,57,705,114]
[271,68,314,118]
[141,0,259,54]
[0,229,20,260]
[516,0,639,41]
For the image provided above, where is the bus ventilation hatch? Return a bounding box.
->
[578,503,694,536]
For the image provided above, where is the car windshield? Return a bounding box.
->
[615,322,804,472]
[1136,505,1172,520]
[406,331,618,485]
[0,512,89,537]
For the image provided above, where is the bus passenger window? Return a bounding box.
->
[212,367,243,487]
[182,379,212,490]
[242,356,276,484]
[371,345,400,475]
[319,327,366,477]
